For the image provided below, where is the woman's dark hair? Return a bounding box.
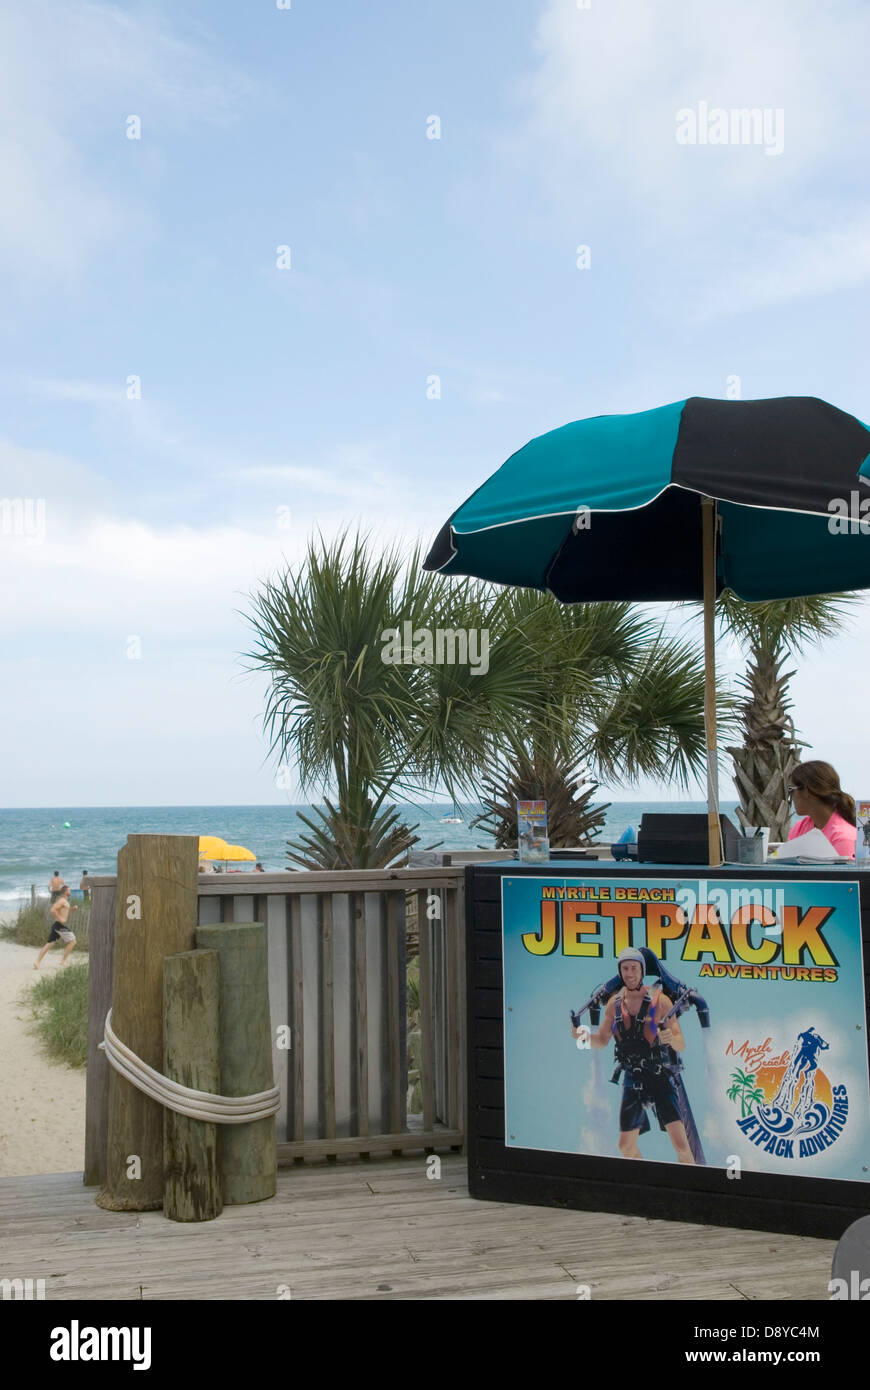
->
[792,761,856,825]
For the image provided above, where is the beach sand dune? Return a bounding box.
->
[0,939,85,1177]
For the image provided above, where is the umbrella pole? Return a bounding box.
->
[702,498,721,867]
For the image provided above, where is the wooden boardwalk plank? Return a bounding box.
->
[0,1158,833,1302]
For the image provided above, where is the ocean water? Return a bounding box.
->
[0,800,739,907]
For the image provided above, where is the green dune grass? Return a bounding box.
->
[29,962,90,1069]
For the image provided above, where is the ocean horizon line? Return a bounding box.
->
[0,796,718,812]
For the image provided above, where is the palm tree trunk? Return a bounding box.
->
[728,741,800,842]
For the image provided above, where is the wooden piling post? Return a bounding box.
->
[163,949,222,1223]
[97,834,199,1211]
[195,922,277,1204]
[83,880,117,1186]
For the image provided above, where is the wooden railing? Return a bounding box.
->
[84,867,466,1183]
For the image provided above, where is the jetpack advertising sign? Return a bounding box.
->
[502,876,870,1181]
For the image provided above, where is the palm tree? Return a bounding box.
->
[245,530,541,868]
[727,1067,765,1118]
[247,531,732,868]
[474,589,730,848]
[476,746,609,848]
[717,593,857,840]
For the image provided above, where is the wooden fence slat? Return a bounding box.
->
[232,895,254,922]
[321,895,336,1141]
[432,885,447,1125]
[195,866,464,896]
[385,892,403,1137]
[290,895,305,1144]
[352,893,369,1140]
[445,886,461,1134]
[454,874,467,1140]
[264,892,289,1143]
[417,888,436,1133]
[85,866,467,1171]
[196,883,221,925]
[83,883,117,1187]
[92,867,465,892]
[277,1129,463,1161]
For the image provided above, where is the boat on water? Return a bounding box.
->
[439,802,464,824]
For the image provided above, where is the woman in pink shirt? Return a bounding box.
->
[788,761,857,858]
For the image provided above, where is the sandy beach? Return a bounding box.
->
[0,938,86,1178]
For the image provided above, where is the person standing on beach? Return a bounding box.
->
[48,870,65,904]
[79,870,90,899]
[34,886,78,968]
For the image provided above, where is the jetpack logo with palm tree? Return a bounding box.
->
[728,1027,849,1159]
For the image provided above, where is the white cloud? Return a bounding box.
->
[3,516,279,636]
[0,438,439,642]
[12,377,125,406]
[514,0,870,315]
[0,3,253,281]
[3,514,409,638]
[0,433,436,806]
[5,376,414,512]
[230,441,398,500]
[0,438,119,515]
[690,216,870,321]
[523,0,869,200]
[61,3,253,125]
[9,374,210,467]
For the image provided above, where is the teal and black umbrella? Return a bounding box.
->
[424,396,870,863]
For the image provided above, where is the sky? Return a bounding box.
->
[2,0,869,807]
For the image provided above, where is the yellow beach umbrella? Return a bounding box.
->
[221,843,256,862]
[198,835,257,864]
[198,835,230,861]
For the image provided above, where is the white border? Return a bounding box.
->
[498,870,869,1182]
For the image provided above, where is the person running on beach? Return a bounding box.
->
[34,887,78,969]
[48,870,66,904]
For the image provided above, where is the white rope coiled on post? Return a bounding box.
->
[98,1009,281,1124]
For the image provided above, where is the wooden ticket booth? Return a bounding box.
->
[466,860,870,1239]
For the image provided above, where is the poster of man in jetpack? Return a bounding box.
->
[569,946,711,1164]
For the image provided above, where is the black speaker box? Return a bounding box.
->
[636,813,740,865]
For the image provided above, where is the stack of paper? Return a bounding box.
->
[768,827,852,863]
